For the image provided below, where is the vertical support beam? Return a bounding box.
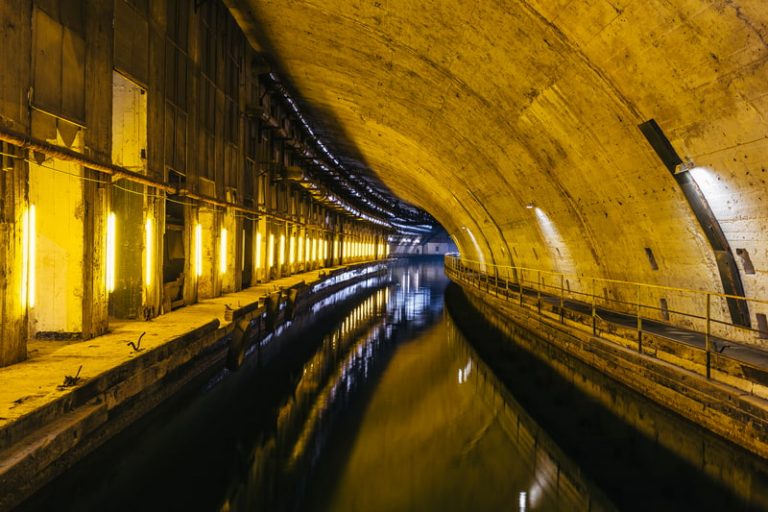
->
[0,0,31,366]
[560,274,565,323]
[0,149,28,366]
[639,119,750,327]
[82,0,114,336]
[706,293,712,379]
[636,284,643,352]
[537,270,542,315]
[591,278,597,335]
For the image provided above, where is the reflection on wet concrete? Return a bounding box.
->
[21,257,768,511]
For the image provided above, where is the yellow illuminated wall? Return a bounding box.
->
[28,158,83,333]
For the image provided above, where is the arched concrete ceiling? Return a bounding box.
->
[233,0,768,301]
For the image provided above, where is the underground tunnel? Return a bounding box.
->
[2,0,768,510]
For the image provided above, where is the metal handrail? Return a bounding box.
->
[450,255,768,305]
[443,254,768,376]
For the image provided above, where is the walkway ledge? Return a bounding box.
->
[447,268,768,462]
[0,261,388,511]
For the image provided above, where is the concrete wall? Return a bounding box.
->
[236,1,768,339]
[0,0,389,366]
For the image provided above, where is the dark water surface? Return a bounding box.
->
[21,257,768,511]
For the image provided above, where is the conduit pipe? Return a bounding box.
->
[0,125,377,228]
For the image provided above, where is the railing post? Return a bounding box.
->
[705,293,712,379]
[519,269,525,306]
[560,274,565,323]
[636,284,642,353]
[591,278,597,335]
[537,270,542,314]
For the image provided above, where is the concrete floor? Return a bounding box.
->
[0,266,336,428]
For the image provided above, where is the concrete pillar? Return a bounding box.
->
[0,0,30,367]
[0,150,28,366]
[220,209,236,293]
[197,206,217,299]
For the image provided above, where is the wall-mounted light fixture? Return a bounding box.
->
[106,212,116,292]
[525,202,535,209]
[219,228,228,275]
[195,223,203,277]
[145,216,153,287]
[298,234,304,263]
[268,233,275,268]
[255,231,262,270]
[674,158,695,175]
[21,205,36,308]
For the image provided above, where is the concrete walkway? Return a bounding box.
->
[0,263,370,440]
[473,272,768,370]
[453,269,768,400]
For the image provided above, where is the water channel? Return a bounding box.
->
[21,257,768,511]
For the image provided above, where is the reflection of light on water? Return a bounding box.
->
[271,261,452,504]
[311,276,386,315]
[444,314,599,512]
[311,263,387,293]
